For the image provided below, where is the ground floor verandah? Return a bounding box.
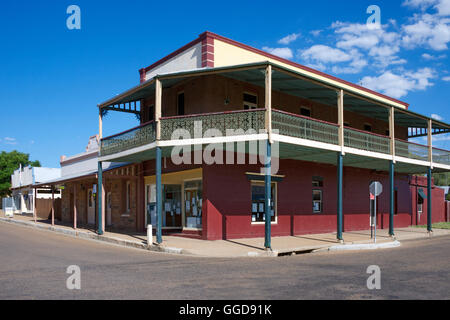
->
[2,213,450,257]
[93,147,448,242]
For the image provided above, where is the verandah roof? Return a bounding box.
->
[98,61,450,135]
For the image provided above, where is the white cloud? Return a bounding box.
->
[431,113,444,120]
[402,0,437,10]
[300,45,352,63]
[442,75,450,80]
[262,47,293,59]
[435,0,450,15]
[4,137,17,145]
[278,33,301,45]
[310,30,322,37]
[361,68,435,98]
[422,52,447,59]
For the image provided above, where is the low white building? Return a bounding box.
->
[10,165,61,215]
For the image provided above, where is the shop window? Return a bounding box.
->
[177,92,185,115]
[300,107,311,117]
[251,182,276,223]
[313,190,323,213]
[243,92,258,110]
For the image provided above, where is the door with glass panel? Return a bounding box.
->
[184,180,202,229]
[163,185,182,228]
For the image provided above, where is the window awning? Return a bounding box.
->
[418,188,427,199]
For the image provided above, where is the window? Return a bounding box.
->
[385,129,390,136]
[312,176,323,187]
[313,190,323,213]
[243,92,258,110]
[300,107,311,117]
[418,193,424,214]
[251,182,276,223]
[364,124,372,132]
[312,176,323,213]
[177,92,185,115]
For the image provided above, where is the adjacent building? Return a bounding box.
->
[34,135,135,230]
[9,164,61,217]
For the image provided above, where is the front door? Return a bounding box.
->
[106,192,112,226]
[184,182,202,229]
[163,185,182,228]
[87,189,95,225]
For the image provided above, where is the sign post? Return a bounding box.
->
[369,181,383,243]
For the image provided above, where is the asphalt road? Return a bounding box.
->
[0,221,449,300]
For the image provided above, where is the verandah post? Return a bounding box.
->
[389,160,395,237]
[337,152,343,241]
[97,161,103,235]
[264,140,272,250]
[427,167,432,233]
[156,146,162,244]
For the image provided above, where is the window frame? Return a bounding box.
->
[417,191,424,214]
[312,189,323,213]
[243,92,258,110]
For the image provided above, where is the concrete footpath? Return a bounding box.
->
[1,214,449,258]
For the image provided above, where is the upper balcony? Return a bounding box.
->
[98,61,450,174]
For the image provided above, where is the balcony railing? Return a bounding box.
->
[160,109,265,141]
[100,108,450,168]
[395,139,429,162]
[100,121,156,157]
[432,147,450,166]
[272,109,339,145]
[344,127,390,154]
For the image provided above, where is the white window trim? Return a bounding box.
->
[313,189,323,213]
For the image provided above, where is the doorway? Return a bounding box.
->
[184,180,202,229]
[87,189,95,225]
[106,192,112,226]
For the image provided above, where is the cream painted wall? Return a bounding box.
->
[145,42,203,81]
[213,39,407,110]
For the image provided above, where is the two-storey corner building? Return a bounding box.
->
[94,31,450,246]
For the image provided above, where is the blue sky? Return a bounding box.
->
[1,0,449,167]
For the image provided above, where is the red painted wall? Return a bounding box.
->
[409,176,446,226]
[202,157,428,240]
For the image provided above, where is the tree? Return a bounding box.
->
[0,150,41,198]
[433,172,450,186]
